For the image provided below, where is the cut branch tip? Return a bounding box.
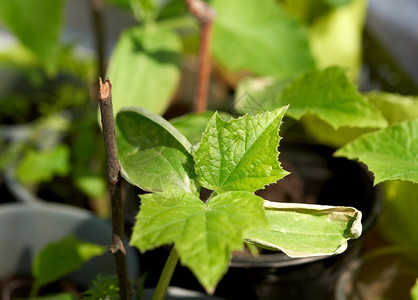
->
[99,77,112,101]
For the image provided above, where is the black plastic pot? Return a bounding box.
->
[164,142,382,300]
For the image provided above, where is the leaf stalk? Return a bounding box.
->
[152,248,180,300]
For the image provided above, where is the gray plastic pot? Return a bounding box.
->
[0,168,138,290]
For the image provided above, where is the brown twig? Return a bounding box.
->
[98,78,132,300]
[184,0,215,113]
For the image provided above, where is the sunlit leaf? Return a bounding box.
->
[130,190,267,293]
[170,111,231,146]
[365,91,418,125]
[245,201,362,257]
[116,107,199,194]
[212,0,315,78]
[335,119,418,185]
[309,0,366,81]
[300,114,374,148]
[276,67,387,129]
[107,25,181,115]
[302,90,418,147]
[194,107,289,193]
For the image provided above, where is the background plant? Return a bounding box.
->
[0,0,108,214]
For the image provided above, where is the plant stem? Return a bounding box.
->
[152,248,180,300]
[184,0,215,113]
[89,0,106,77]
[98,78,132,300]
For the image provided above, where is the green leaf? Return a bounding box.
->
[170,111,231,146]
[299,90,418,147]
[309,0,366,81]
[0,0,65,73]
[411,279,418,300]
[107,25,181,116]
[234,77,291,115]
[129,0,158,23]
[211,0,315,78]
[116,107,199,194]
[16,145,70,184]
[73,174,107,198]
[378,181,418,247]
[245,201,361,257]
[276,67,388,129]
[130,190,268,293]
[365,91,418,126]
[194,107,289,193]
[32,234,107,290]
[325,0,352,6]
[300,114,375,148]
[282,0,352,24]
[29,293,78,300]
[335,119,418,185]
[157,0,188,21]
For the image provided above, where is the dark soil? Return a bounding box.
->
[256,160,316,204]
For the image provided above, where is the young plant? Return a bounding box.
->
[115,105,362,296]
